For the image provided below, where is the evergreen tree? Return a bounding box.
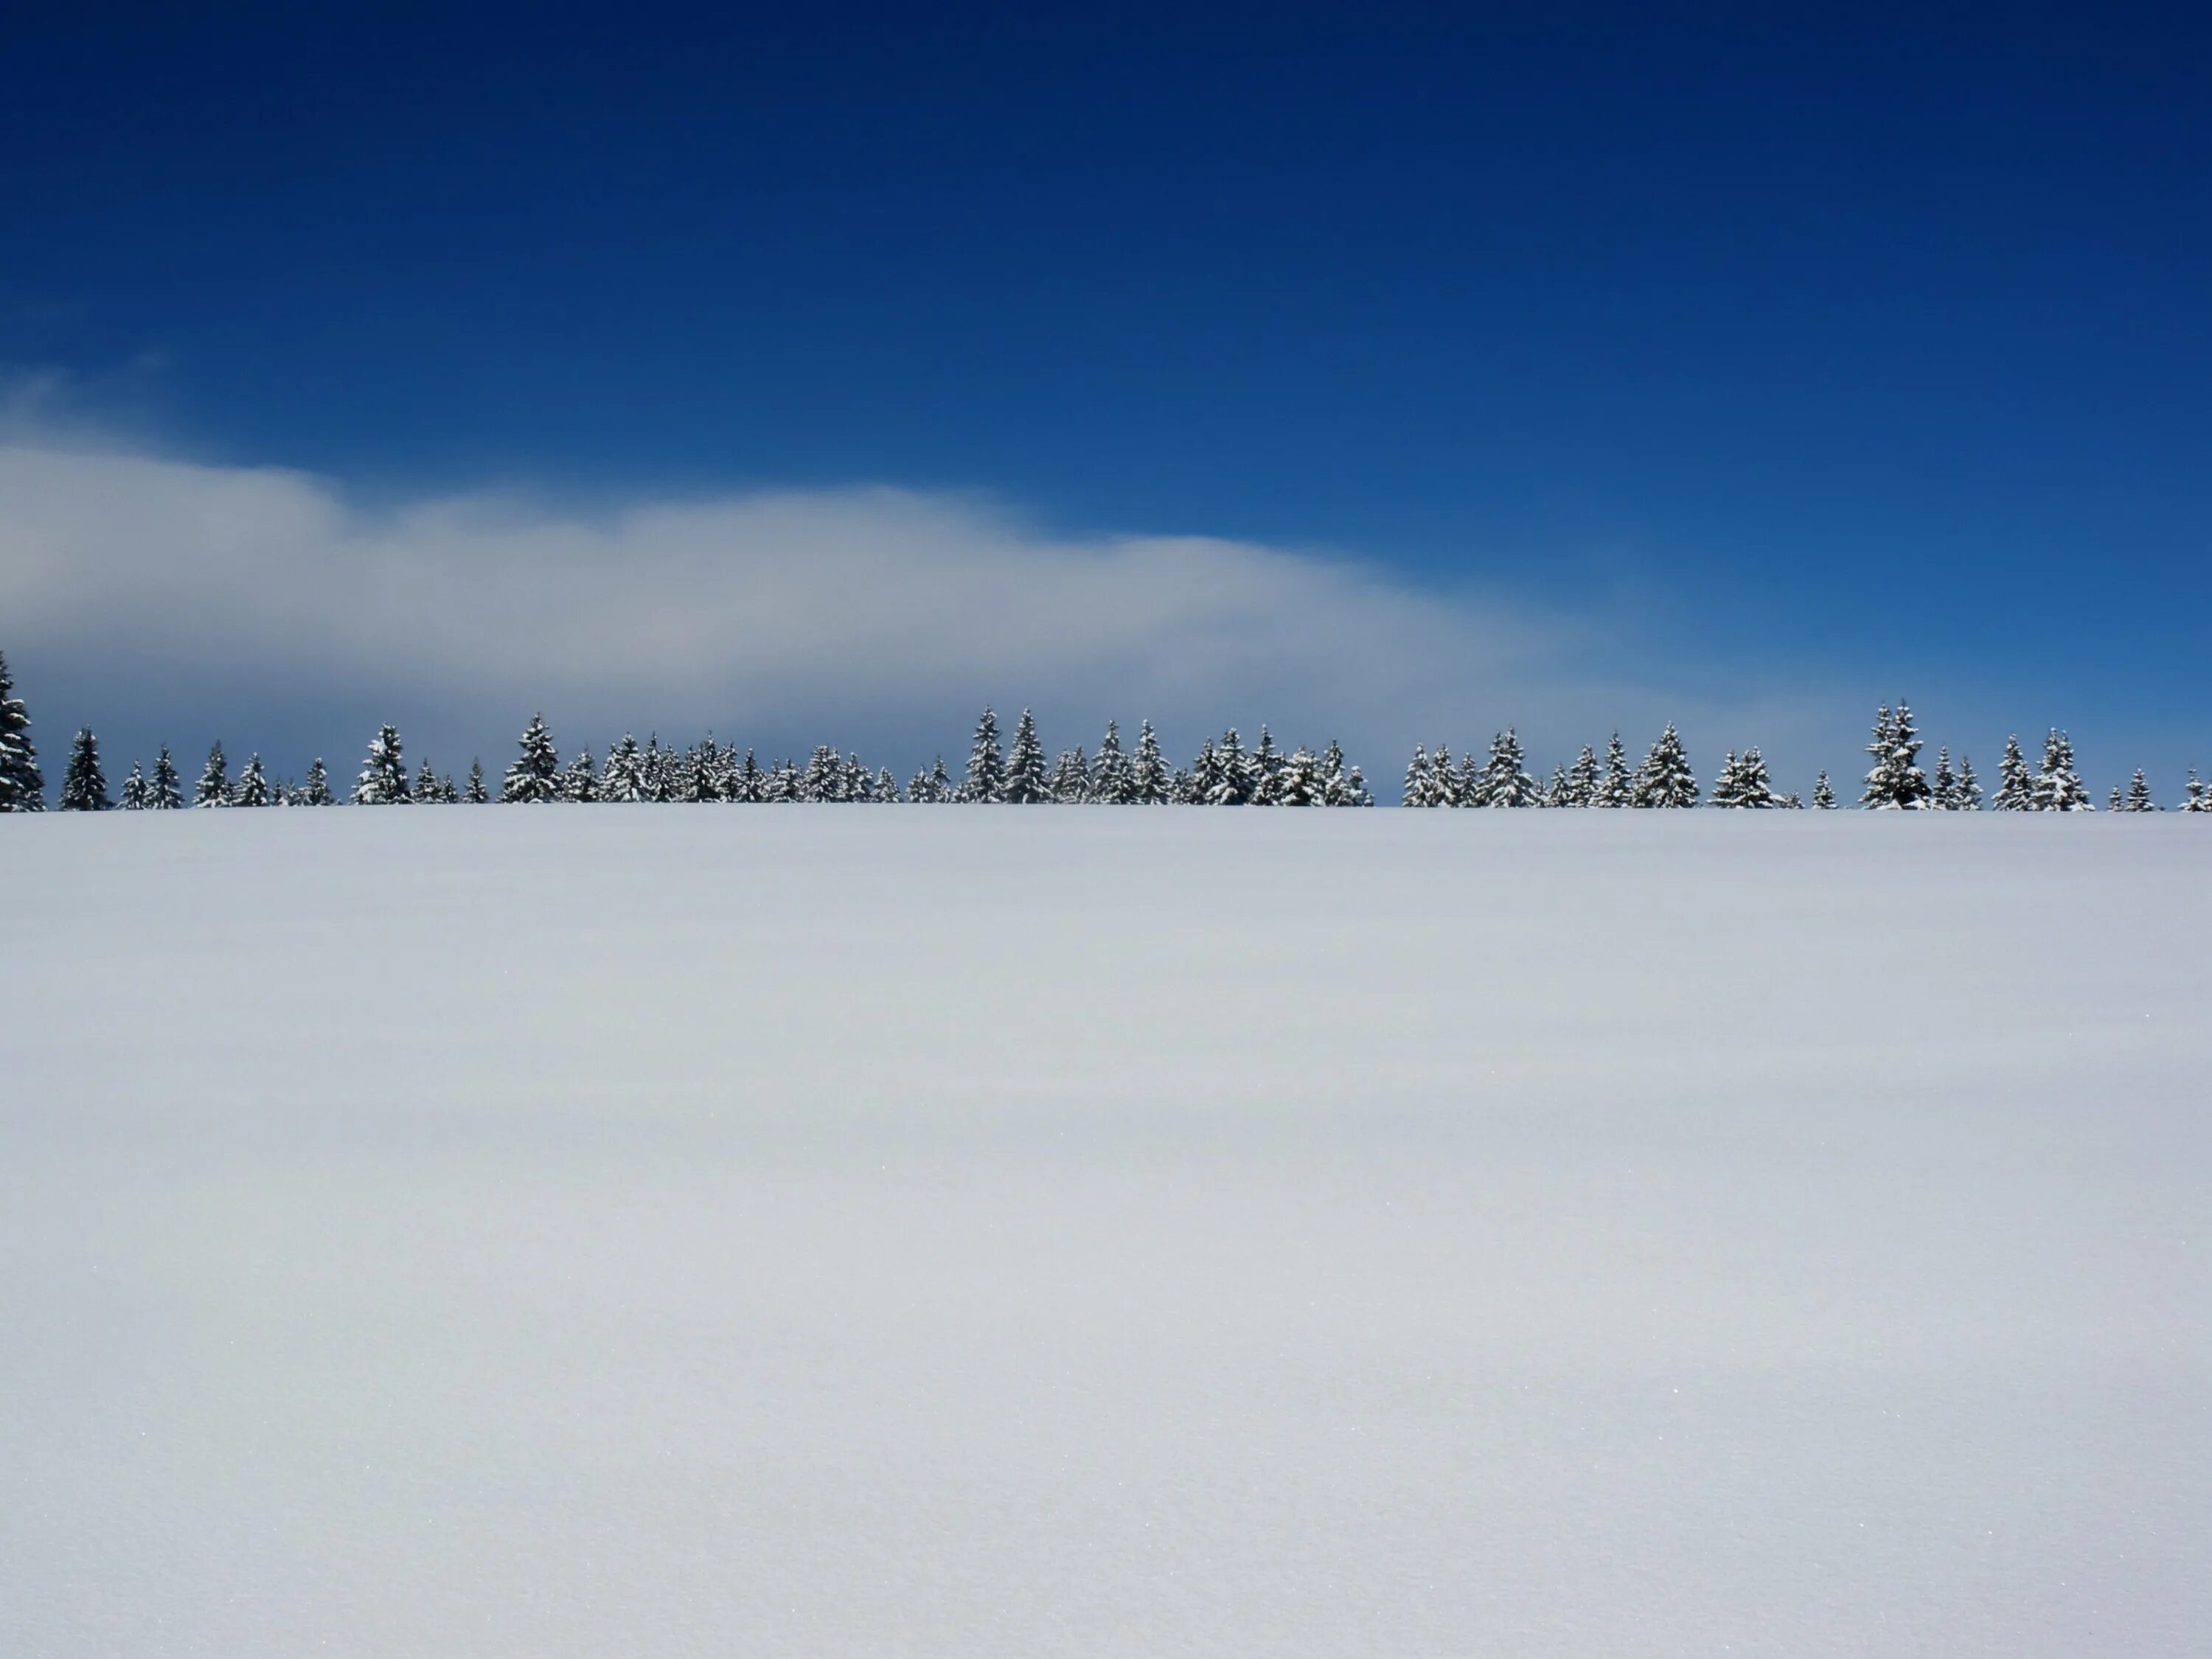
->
[0,648,44,812]
[2032,729,2093,811]
[801,745,843,803]
[1050,745,1091,803]
[1168,766,1198,804]
[1952,754,1983,810]
[231,752,273,807]
[1811,771,1837,810]
[842,754,872,801]
[501,714,563,802]
[195,742,232,807]
[297,757,334,806]
[411,758,440,804]
[2183,771,2208,813]
[874,766,900,803]
[58,728,111,810]
[908,756,954,803]
[1003,709,1049,803]
[1276,745,1326,805]
[1565,745,1600,807]
[1632,724,1699,807]
[1402,744,1439,807]
[119,759,148,810]
[733,748,765,803]
[352,726,408,804]
[1468,728,1540,807]
[601,737,646,803]
[964,706,1005,802]
[1992,735,2035,811]
[1860,701,1933,809]
[684,742,720,804]
[2108,785,2124,812]
[1092,720,1133,804]
[563,745,599,802]
[1250,727,1285,805]
[1930,746,1958,809]
[1345,764,1375,807]
[1133,720,1169,804]
[1544,765,1570,807]
[455,759,483,804]
[147,745,184,810]
[1207,728,1254,805]
[1711,748,1778,808]
[1596,732,1633,807]
[1320,740,1354,806]
[2124,769,2156,813]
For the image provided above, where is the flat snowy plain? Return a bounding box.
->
[4,808,2208,1658]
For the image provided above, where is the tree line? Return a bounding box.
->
[1,650,2204,813]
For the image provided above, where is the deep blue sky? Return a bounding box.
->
[4,1,2208,779]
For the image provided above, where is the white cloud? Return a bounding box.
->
[0,433,1823,782]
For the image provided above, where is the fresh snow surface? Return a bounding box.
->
[4,809,2208,1658]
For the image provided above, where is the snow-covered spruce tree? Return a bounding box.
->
[501,715,563,803]
[800,745,841,803]
[874,767,900,802]
[1469,728,1540,807]
[1544,765,1570,807]
[1812,771,1837,810]
[232,752,273,807]
[1566,745,1599,807]
[2107,785,2124,812]
[1319,741,1353,806]
[1711,748,1778,809]
[2124,769,2156,813]
[842,755,872,802]
[1930,747,1958,809]
[733,748,765,803]
[1168,766,1198,804]
[119,759,147,810]
[1004,709,1049,804]
[460,759,487,804]
[601,737,645,803]
[1092,720,1133,804]
[2183,771,2208,813]
[296,757,334,806]
[0,649,44,811]
[1250,727,1285,806]
[763,759,799,803]
[1051,746,1091,803]
[563,745,599,802]
[964,707,1005,802]
[1860,702,1933,809]
[1952,754,1983,810]
[148,745,184,810]
[1992,735,2034,811]
[410,758,440,804]
[1632,724,1699,807]
[684,743,720,804]
[2032,729,2093,811]
[195,742,232,807]
[1402,745,1438,807]
[1133,720,1170,804]
[1597,733,1633,807]
[1274,745,1326,805]
[352,726,408,804]
[58,728,111,811]
[1208,729,1253,805]
[908,756,953,803]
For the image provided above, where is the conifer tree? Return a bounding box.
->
[1275,745,1325,805]
[732,748,764,803]
[1544,765,1570,807]
[501,714,563,802]
[2107,785,2124,812]
[1811,771,1837,810]
[1566,745,1600,807]
[1402,744,1438,807]
[684,742,720,804]
[293,757,331,806]
[600,737,645,803]
[908,756,953,803]
[231,752,273,807]
[1632,724,1699,807]
[1952,755,1983,810]
[1345,765,1374,807]
[1003,709,1049,803]
[0,648,44,811]
[1860,701,1933,809]
[146,745,183,810]
[1930,747,1958,809]
[841,754,872,801]
[119,759,148,810]
[1092,720,1133,804]
[1320,740,1353,806]
[59,728,111,810]
[2124,769,2156,813]
[1468,728,1540,807]
[1711,748,1778,808]
[2032,729,2093,811]
[557,745,597,802]
[1207,728,1254,805]
[1250,727,1285,805]
[1597,733,1633,807]
[801,745,843,803]
[1992,735,2034,811]
[1050,746,1091,803]
[455,759,483,804]
[874,767,900,802]
[409,758,440,804]
[1133,720,1169,804]
[352,726,408,804]
[2183,771,2208,813]
[195,742,232,807]
[1168,766,1198,804]
[964,707,1005,802]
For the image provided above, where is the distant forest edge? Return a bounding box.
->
[0,649,2202,814]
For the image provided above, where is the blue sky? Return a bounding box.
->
[2,2,2206,794]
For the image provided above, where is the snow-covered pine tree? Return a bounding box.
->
[1402,744,1437,807]
[119,759,147,810]
[799,745,841,803]
[1168,766,1198,804]
[1452,748,1481,807]
[410,758,440,804]
[1320,740,1353,806]
[146,745,183,810]
[1050,746,1091,803]
[292,757,330,806]
[1468,728,1540,807]
[1092,721,1133,804]
[874,767,900,802]
[1002,709,1049,803]
[501,714,563,803]
[1344,765,1374,806]
[457,759,484,804]
[1208,728,1254,805]
[733,748,765,803]
[1860,702,1933,809]
[685,742,720,804]
[601,736,645,802]
[1249,727,1284,806]
[1953,754,1983,810]
[964,707,1005,802]
[2032,729,2092,811]
[563,745,599,802]
[2183,771,2208,813]
[352,726,408,804]
[0,649,44,812]
[2108,785,2124,812]
[1133,720,1169,804]
[844,755,874,802]
[195,742,232,807]
[1632,724,1699,807]
[1597,733,1632,807]
[636,735,667,803]
[1992,735,2034,810]
[2124,769,2156,812]
[1544,765,1570,807]
[1812,771,1837,810]
[1275,745,1325,804]
[58,728,111,810]
[231,752,273,807]
[908,756,953,803]
[1709,749,1770,809]
[1930,747,1959,809]
[1565,745,1599,807]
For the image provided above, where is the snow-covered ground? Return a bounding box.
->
[4,808,2207,1658]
